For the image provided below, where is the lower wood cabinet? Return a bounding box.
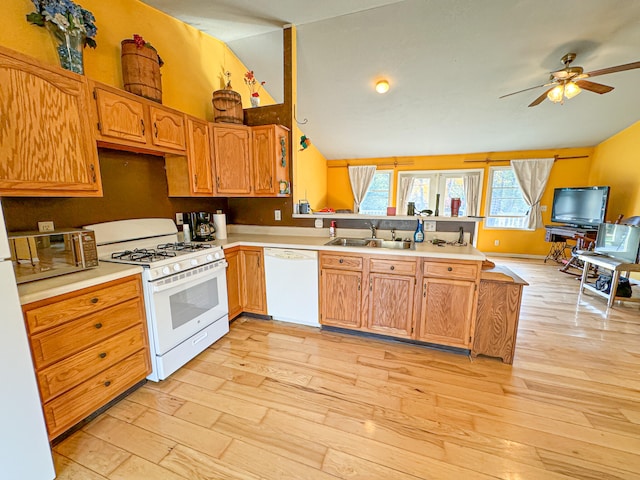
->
[320,253,363,328]
[225,246,267,319]
[417,259,480,349]
[22,274,151,440]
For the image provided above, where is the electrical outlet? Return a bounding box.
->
[424,221,436,232]
[314,219,323,228]
[175,213,184,225]
[274,210,281,221]
[540,205,547,212]
[494,239,500,246]
[38,221,55,232]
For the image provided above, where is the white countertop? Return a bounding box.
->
[18,263,144,305]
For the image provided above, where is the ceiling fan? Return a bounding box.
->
[500,53,640,107]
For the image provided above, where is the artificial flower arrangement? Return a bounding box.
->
[26,0,97,48]
[244,70,265,98]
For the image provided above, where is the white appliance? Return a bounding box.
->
[0,201,55,479]
[264,248,319,327]
[85,219,229,381]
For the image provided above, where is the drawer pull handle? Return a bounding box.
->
[390,266,395,271]
[339,259,344,264]
[95,322,103,329]
[447,267,453,271]
[99,352,107,359]
[104,381,111,387]
[90,297,99,304]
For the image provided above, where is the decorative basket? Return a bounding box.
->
[121,39,162,103]
[212,89,243,124]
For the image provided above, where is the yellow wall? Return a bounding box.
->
[327,148,594,255]
[4,0,275,118]
[293,125,328,209]
[589,120,640,220]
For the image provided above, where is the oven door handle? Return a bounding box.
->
[151,260,228,293]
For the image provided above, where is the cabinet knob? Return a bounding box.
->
[140,119,145,135]
[447,267,453,271]
[90,297,99,304]
[95,322,103,329]
[390,266,395,271]
[339,259,344,264]
[99,352,107,359]
[104,381,111,387]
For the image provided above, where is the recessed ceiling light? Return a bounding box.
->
[375,80,390,94]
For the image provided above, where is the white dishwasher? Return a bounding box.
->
[264,248,320,327]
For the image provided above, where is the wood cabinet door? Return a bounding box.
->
[186,118,213,194]
[320,269,362,329]
[418,278,476,348]
[94,87,147,144]
[251,126,276,195]
[367,273,414,337]
[225,248,243,320]
[0,47,101,196]
[211,125,252,195]
[149,105,186,152]
[240,248,266,314]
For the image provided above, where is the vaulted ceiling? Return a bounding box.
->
[142,0,640,159]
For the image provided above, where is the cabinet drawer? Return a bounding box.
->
[24,277,142,334]
[423,261,479,281]
[43,350,150,440]
[30,298,145,368]
[370,258,417,276]
[321,254,363,270]
[37,324,147,402]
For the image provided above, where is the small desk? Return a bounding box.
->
[578,253,640,307]
[544,225,597,263]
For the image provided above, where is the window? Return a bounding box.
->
[397,169,482,216]
[485,166,529,229]
[360,170,392,215]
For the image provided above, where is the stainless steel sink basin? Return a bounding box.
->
[325,237,413,249]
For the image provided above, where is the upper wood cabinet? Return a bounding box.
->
[0,46,102,197]
[211,124,252,195]
[91,81,186,155]
[251,125,290,196]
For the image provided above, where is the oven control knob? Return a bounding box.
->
[206,254,214,262]
[190,259,198,266]
[214,252,221,260]
[173,263,181,272]
[162,266,170,276]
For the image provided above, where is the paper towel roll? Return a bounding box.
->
[213,213,227,239]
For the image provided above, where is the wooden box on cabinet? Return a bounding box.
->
[22,275,151,440]
[91,81,186,156]
[417,259,480,349]
[0,45,102,197]
[472,266,528,364]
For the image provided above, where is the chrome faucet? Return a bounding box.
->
[369,222,377,239]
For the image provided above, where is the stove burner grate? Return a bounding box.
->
[157,242,213,252]
[111,248,177,263]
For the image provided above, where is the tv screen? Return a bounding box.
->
[595,223,640,264]
[551,186,610,228]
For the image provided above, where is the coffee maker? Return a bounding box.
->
[186,212,215,241]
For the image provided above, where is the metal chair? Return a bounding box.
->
[560,233,597,276]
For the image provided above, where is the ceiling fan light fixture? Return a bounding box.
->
[375,80,390,94]
[564,81,581,99]
[547,84,564,103]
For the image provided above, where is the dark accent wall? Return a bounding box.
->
[2,149,228,232]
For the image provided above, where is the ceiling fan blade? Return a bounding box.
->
[499,83,552,99]
[575,80,614,94]
[528,88,554,107]
[584,61,640,78]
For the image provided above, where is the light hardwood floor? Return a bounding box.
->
[52,258,640,479]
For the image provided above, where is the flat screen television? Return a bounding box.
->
[595,223,640,264]
[550,186,610,228]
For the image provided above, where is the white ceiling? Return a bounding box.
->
[142,0,640,160]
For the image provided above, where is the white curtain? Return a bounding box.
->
[463,174,480,216]
[397,176,415,215]
[510,158,555,229]
[348,165,376,213]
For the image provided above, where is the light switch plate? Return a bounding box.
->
[274,210,281,221]
[175,213,184,225]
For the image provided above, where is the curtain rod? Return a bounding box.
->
[327,160,414,168]
[463,154,589,164]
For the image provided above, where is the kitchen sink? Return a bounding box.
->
[325,237,413,249]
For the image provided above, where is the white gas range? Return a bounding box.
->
[85,218,229,381]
